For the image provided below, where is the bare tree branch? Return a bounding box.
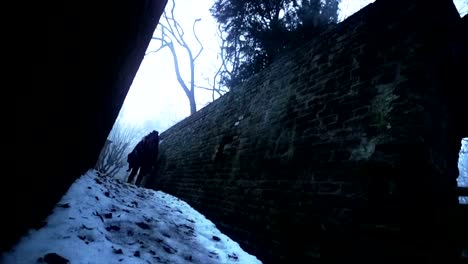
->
[193,18,204,61]
[211,64,224,100]
[164,0,185,47]
[146,41,170,55]
[166,42,191,97]
[95,121,143,178]
[195,85,216,91]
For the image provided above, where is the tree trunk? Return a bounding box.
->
[189,90,196,114]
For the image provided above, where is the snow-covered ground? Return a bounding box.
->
[0,170,262,264]
[458,138,468,204]
[3,137,465,263]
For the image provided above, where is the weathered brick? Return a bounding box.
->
[144,1,464,262]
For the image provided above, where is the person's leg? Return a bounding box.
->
[127,167,139,183]
[135,165,150,186]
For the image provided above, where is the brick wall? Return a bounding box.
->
[146,0,466,262]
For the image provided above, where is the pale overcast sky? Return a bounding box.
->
[117,0,467,134]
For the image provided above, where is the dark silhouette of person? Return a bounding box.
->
[127,130,159,186]
[126,146,140,183]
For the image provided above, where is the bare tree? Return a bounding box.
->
[210,25,239,99]
[193,25,234,101]
[95,121,143,178]
[147,0,204,115]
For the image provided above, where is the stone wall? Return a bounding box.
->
[146,0,467,262]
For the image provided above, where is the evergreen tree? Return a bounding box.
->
[211,0,341,89]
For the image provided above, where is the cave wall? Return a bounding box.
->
[1,0,167,253]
